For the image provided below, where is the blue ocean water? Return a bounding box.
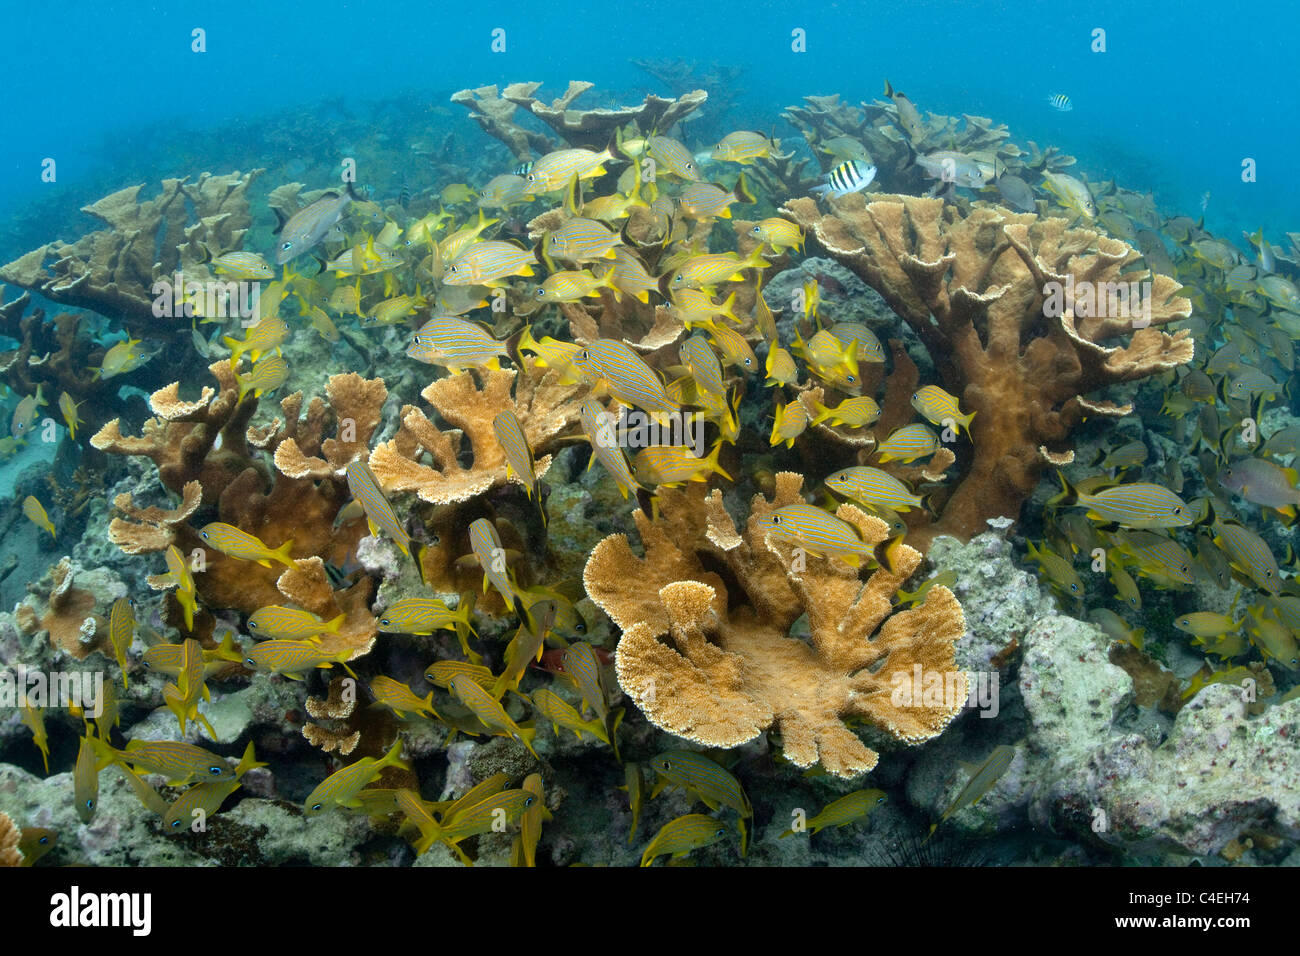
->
[0,0,1294,252]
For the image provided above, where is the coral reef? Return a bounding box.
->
[583,474,967,778]
[781,193,1194,544]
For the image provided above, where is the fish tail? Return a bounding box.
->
[1051,471,1079,508]
[705,439,732,482]
[380,739,412,773]
[733,172,755,205]
[270,539,297,569]
[322,613,346,634]
[873,534,908,576]
[960,409,976,433]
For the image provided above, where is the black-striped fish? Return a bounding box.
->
[1046,93,1073,112]
[811,159,877,199]
[513,160,535,178]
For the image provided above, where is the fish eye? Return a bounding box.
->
[209,765,223,775]
[1174,507,1182,515]
[38,836,48,844]
[311,803,323,812]
[244,658,256,667]
[281,242,292,251]
[847,375,856,383]
[171,820,182,828]
[575,621,586,633]
[524,796,535,807]
[536,288,546,298]
[380,617,392,626]
[85,800,94,809]
[1070,584,1078,591]
[744,358,753,366]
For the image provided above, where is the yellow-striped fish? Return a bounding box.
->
[640,813,729,866]
[545,217,624,262]
[74,734,105,822]
[911,385,975,435]
[581,399,641,499]
[664,246,768,293]
[108,597,134,689]
[59,392,84,440]
[810,395,880,428]
[766,502,875,565]
[243,638,356,680]
[876,424,940,463]
[247,605,344,640]
[635,442,731,487]
[679,333,726,398]
[624,762,644,843]
[605,248,660,304]
[161,744,264,833]
[346,459,419,561]
[712,131,777,165]
[369,675,439,719]
[444,241,538,286]
[23,496,54,540]
[779,788,885,837]
[749,217,804,253]
[493,409,540,502]
[199,523,296,569]
[304,740,410,815]
[448,673,538,757]
[424,660,495,690]
[699,321,758,371]
[477,174,534,210]
[574,340,677,415]
[406,316,509,372]
[770,399,808,448]
[826,466,925,513]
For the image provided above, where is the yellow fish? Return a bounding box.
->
[199,523,296,568]
[58,392,84,440]
[640,813,730,866]
[23,496,55,539]
[304,740,410,815]
[911,385,975,435]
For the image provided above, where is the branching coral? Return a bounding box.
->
[0,171,262,334]
[368,358,586,505]
[781,192,1193,544]
[583,474,967,778]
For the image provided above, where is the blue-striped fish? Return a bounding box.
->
[560,642,609,720]
[926,745,1016,842]
[825,466,926,513]
[766,502,876,565]
[623,762,645,843]
[424,660,495,690]
[448,673,538,757]
[531,686,613,745]
[574,340,677,415]
[811,159,877,198]
[163,545,198,631]
[779,788,885,838]
[635,442,731,487]
[441,788,539,843]
[770,399,808,448]
[1111,530,1196,586]
[646,136,701,181]
[749,217,804,254]
[1056,475,1191,530]
[222,313,289,366]
[492,600,558,696]
[663,247,768,293]
[108,597,134,689]
[105,739,235,784]
[74,734,104,822]
[605,248,661,304]
[243,638,356,680]
[477,173,534,210]
[493,409,541,505]
[21,703,48,773]
[434,210,496,261]
[679,334,726,398]
[247,605,344,640]
[699,321,758,371]
[468,518,521,614]
[443,241,538,286]
[304,740,410,815]
[369,675,439,720]
[711,130,777,164]
[810,395,880,428]
[236,354,289,400]
[407,316,510,372]
[202,249,274,281]
[765,345,799,387]
[524,147,615,194]
[876,424,940,463]
[199,523,296,569]
[581,399,641,499]
[640,813,730,866]
[1213,519,1281,593]
[534,269,617,303]
[345,459,418,562]
[545,218,623,262]
[379,597,475,637]
[1046,93,1073,112]
[912,385,975,434]
[651,750,751,854]
[162,742,263,832]
[829,322,885,364]
[678,177,754,220]
[511,773,548,868]
[273,188,354,265]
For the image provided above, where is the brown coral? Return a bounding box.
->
[503,82,707,152]
[781,192,1193,545]
[368,359,586,506]
[0,171,262,334]
[583,474,967,778]
[0,812,21,867]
